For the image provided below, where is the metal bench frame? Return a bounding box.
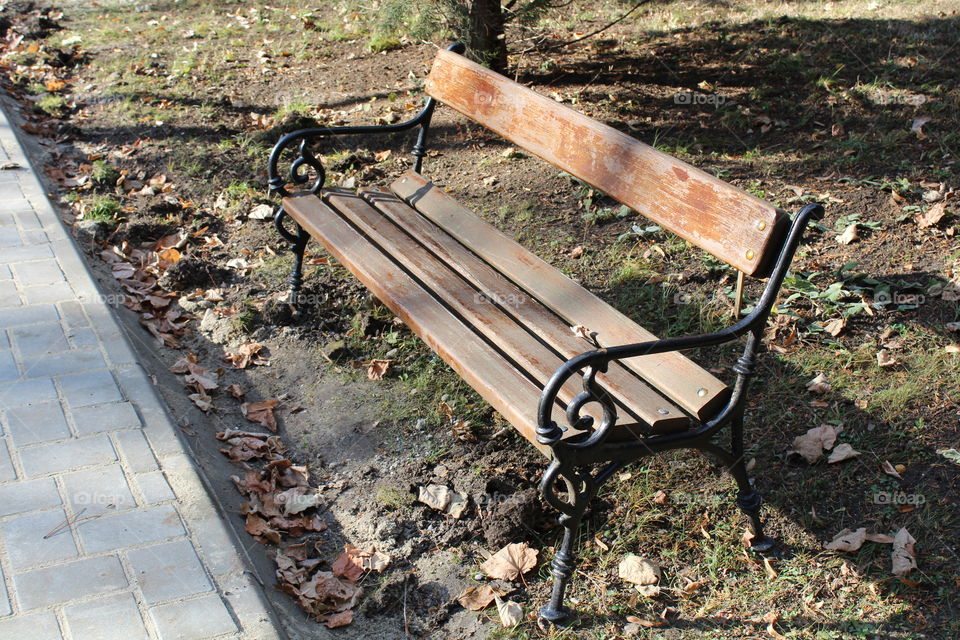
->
[267,43,823,625]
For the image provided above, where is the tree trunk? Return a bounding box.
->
[466,0,507,71]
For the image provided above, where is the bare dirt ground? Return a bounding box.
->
[2,1,959,638]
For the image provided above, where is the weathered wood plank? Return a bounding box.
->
[391,171,730,420]
[282,193,562,454]
[424,49,788,276]
[362,188,689,433]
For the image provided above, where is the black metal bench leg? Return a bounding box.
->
[286,224,310,320]
[538,460,599,626]
[728,415,775,552]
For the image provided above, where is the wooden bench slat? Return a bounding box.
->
[361,188,689,433]
[424,49,788,277]
[321,189,616,430]
[282,193,575,455]
[391,171,730,420]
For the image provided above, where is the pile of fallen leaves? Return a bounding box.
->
[217,430,390,628]
[100,236,191,347]
[455,542,537,628]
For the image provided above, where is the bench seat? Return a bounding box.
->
[282,170,730,454]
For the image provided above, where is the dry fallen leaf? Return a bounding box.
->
[910,116,931,138]
[365,359,393,380]
[318,611,353,629]
[495,597,523,627]
[876,349,898,368]
[891,528,917,576]
[480,543,539,581]
[806,373,832,394]
[652,490,668,505]
[881,460,902,479]
[865,532,895,544]
[242,400,279,432]
[224,341,269,368]
[569,245,584,259]
[827,443,861,463]
[837,223,859,245]
[915,202,947,229]
[457,584,510,611]
[825,527,867,552]
[788,424,837,463]
[226,383,245,399]
[618,554,661,588]
[417,484,451,512]
[823,318,847,337]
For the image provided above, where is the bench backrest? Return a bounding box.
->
[424,49,788,278]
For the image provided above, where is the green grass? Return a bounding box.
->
[83,195,122,221]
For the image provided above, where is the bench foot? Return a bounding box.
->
[737,490,776,552]
[538,518,580,626]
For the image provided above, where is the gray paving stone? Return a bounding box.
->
[11,259,64,286]
[0,303,59,328]
[23,282,74,305]
[0,226,22,248]
[0,378,57,407]
[2,509,79,570]
[0,349,16,383]
[0,441,15,482]
[148,594,238,640]
[0,477,61,517]
[15,210,42,231]
[3,401,70,446]
[65,326,98,349]
[57,300,89,329]
[77,504,185,553]
[11,324,69,357]
[20,349,106,379]
[63,592,148,640]
[20,435,116,477]
[0,213,14,227]
[128,539,213,604]
[0,564,9,616]
[13,555,127,610]
[0,280,19,307]
[135,471,176,504]
[0,264,11,279]
[114,429,158,473]
[58,368,121,407]
[0,243,54,263]
[0,330,9,349]
[72,402,140,435]
[62,464,136,517]
[0,611,63,639]
[22,230,48,245]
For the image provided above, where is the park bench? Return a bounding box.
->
[267,43,823,623]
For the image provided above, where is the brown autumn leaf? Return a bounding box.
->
[188,388,214,412]
[417,484,452,512]
[245,513,281,545]
[457,583,510,611]
[480,542,539,581]
[806,373,832,394]
[318,611,353,629]
[332,546,365,582]
[224,341,269,369]
[881,460,903,479]
[837,223,859,245]
[827,443,861,463]
[823,318,847,337]
[877,349,899,368]
[364,359,393,380]
[825,528,867,552]
[495,597,523,627]
[226,383,245,399]
[242,399,279,432]
[625,615,666,628]
[787,424,837,463]
[618,554,661,587]
[891,528,917,576]
[569,245,584,259]
[915,202,947,228]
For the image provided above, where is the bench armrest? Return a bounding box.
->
[537,203,824,449]
[266,100,438,200]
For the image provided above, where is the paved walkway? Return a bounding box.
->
[0,104,282,638]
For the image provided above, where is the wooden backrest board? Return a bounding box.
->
[424,49,788,277]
